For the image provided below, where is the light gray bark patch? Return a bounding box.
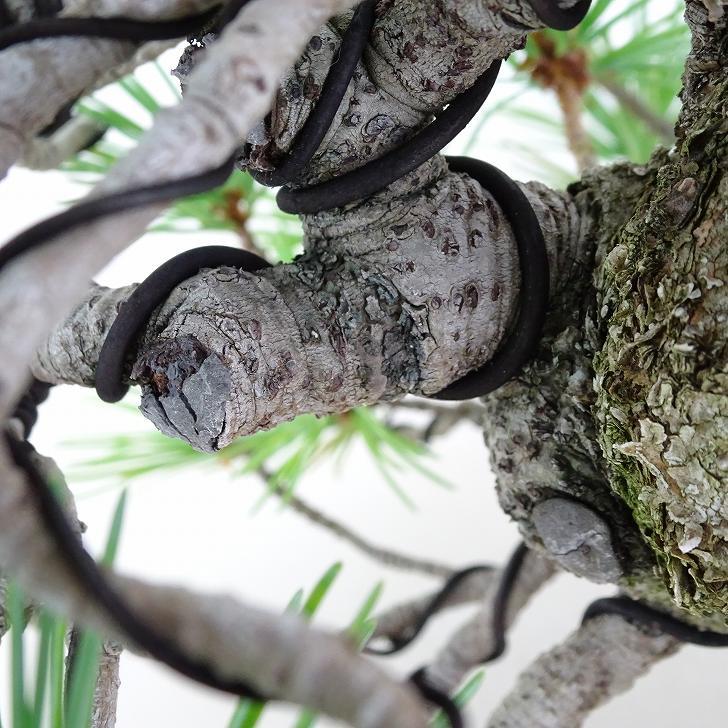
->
[133,335,232,452]
[532,498,622,583]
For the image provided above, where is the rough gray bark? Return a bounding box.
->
[22,0,728,635]
[0,2,443,725]
[91,641,122,728]
[1,0,727,725]
[487,615,680,728]
[32,1,581,452]
[0,0,364,419]
[479,0,728,627]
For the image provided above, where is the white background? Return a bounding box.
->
[1,20,725,728]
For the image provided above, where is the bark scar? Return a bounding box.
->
[132,334,232,452]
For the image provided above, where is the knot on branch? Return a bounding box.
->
[132,334,232,453]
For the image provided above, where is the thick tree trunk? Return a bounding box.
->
[483,0,727,625]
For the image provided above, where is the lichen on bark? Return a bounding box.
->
[591,2,727,618]
[484,1,727,623]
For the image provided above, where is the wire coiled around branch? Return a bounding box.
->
[27,2,728,726]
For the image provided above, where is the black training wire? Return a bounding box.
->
[96,246,270,402]
[367,544,528,660]
[0,0,273,705]
[33,0,63,18]
[390,544,529,727]
[529,0,591,31]
[276,60,502,215]
[409,668,464,728]
[39,97,75,137]
[429,158,549,401]
[0,6,224,51]
[11,379,52,439]
[583,597,728,647]
[0,0,12,28]
[0,155,236,271]
[365,565,495,656]
[480,541,529,662]
[4,433,266,700]
[250,0,376,189]
[0,1,602,723]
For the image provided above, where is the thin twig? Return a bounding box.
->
[526,32,595,171]
[0,441,429,727]
[597,75,675,144]
[382,400,485,443]
[555,81,595,171]
[260,469,454,579]
[382,400,485,420]
[21,115,109,171]
[370,569,496,644]
[92,641,122,728]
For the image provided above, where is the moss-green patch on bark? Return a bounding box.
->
[591,11,727,617]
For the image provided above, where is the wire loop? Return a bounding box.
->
[0,1,610,724]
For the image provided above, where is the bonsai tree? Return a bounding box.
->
[0,0,724,725]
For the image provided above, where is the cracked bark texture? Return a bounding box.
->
[592,1,727,617]
[0,0,364,419]
[14,0,728,665]
[1,1,727,726]
[33,1,582,452]
[25,0,728,629]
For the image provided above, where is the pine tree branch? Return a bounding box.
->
[487,615,680,728]
[382,400,485,443]
[260,468,455,579]
[0,0,364,419]
[12,1,585,454]
[0,0,219,179]
[0,440,430,727]
[424,549,556,692]
[370,569,496,646]
[91,641,122,728]
[21,114,109,170]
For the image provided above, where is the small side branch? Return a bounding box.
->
[92,641,122,728]
[370,569,496,646]
[0,441,429,727]
[263,471,454,579]
[424,550,556,692]
[21,115,109,171]
[487,615,680,728]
